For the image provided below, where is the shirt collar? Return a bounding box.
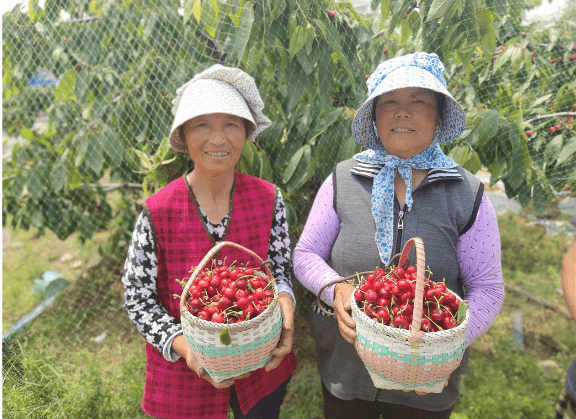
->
[350,161,463,183]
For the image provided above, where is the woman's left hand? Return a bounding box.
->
[402,377,449,395]
[264,291,294,372]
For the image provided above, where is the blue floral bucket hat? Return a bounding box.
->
[351,52,466,150]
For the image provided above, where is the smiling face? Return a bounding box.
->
[374,87,439,159]
[182,113,247,176]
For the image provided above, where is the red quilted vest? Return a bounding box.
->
[142,172,296,419]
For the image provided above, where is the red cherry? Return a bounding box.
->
[376,308,390,323]
[378,298,391,308]
[211,312,225,323]
[197,310,210,321]
[383,49,389,55]
[237,297,249,310]
[328,10,336,17]
[435,283,447,294]
[365,290,379,304]
[430,308,445,324]
[550,127,556,132]
[392,314,410,329]
[442,316,458,329]
[526,131,532,137]
[555,124,562,130]
[420,317,434,332]
[354,289,365,302]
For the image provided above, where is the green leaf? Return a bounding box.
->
[101,125,125,167]
[27,168,45,201]
[55,69,77,102]
[557,136,576,165]
[50,153,69,193]
[477,8,497,59]
[476,110,500,147]
[283,145,307,184]
[338,136,357,162]
[244,45,262,74]
[232,5,254,64]
[448,144,470,166]
[86,140,104,174]
[289,25,308,59]
[456,301,469,324]
[544,135,563,165]
[200,0,219,37]
[426,0,458,22]
[286,145,312,194]
[219,328,232,346]
[183,0,200,24]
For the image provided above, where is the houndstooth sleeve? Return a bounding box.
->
[121,210,182,361]
[268,188,295,305]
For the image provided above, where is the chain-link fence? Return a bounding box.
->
[3,0,576,417]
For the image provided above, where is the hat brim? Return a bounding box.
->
[169,79,257,153]
[352,66,466,150]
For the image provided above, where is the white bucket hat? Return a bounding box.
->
[352,52,466,151]
[169,65,271,153]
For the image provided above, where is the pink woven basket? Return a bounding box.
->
[317,238,470,393]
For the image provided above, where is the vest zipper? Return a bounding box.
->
[395,204,405,257]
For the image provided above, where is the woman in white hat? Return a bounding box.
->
[293,52,504,418]
[122,65,296,419]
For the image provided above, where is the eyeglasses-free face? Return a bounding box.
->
[374,87,439,159]
[182,113,247,176]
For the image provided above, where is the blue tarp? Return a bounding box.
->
[27,69,59,87]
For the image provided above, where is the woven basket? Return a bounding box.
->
[179,241,282,383]
[317,238,470,393]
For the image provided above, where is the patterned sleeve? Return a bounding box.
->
[457,192,505,347]
[268,188,296,305]
[292,174,343,306]
[121,210,183,362]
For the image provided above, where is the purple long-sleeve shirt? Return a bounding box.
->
[293,174,504,347]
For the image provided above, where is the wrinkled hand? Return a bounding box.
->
[265,291,294,372]
[333,282,356,344]
[402,377,449,396]
[173,334,249,389]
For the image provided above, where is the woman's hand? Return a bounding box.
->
[402,377,449,395]
[333,282,357,344]
[264,291,294,372]
[172,334,250,388]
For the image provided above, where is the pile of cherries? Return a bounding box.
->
[181,262,276,324]
[353,266,466,332]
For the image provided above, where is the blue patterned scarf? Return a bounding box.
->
[353,143,457,263]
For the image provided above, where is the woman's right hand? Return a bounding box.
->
[333,282,357,344]
[172,334,250,389]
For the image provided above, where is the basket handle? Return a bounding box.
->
[179,241,273,314]
[315,271,376,317]
[398,237,426,335]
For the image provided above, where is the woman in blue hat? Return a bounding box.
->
[293,52,505,418]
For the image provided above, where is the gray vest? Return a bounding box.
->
[309,158,483,410]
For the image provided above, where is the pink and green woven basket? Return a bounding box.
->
[179,241,282,383]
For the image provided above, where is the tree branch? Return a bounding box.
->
[505,283,571,319]
[92,183,143,192]
[195,30,227,64]
[525,112,576,125]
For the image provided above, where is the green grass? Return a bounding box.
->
[2,226,107,334]
[2,212,575,418]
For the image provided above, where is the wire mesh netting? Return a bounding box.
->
[2,0,576,416]
[3,0,576,251]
